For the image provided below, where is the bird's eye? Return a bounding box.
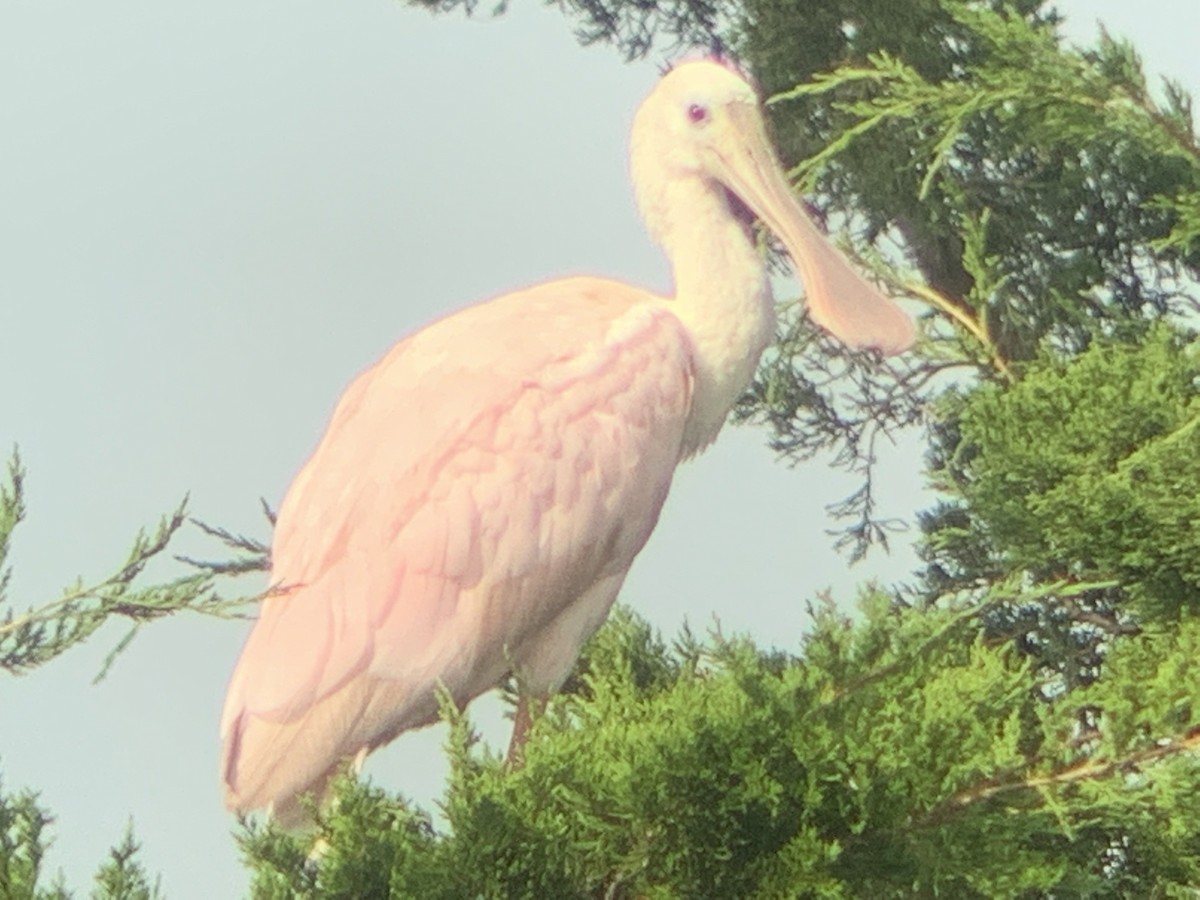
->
[687,103,709,125]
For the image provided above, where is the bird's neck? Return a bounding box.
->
[658,180,776,455]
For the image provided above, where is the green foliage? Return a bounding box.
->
[759,5,1199,349]
[930,325,1200,611]
[0,782,164,900]
[727,3,1200,558]
[240,785,443,900]
[0,780,68,900]
[0,451,266,678]
[241,601,1200,897]
[0,452,24,608]
[404,0,727,60]
[719,0,1200,709]
[91,830,164,900]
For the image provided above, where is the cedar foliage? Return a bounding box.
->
[6,0,1200,896]
[241,601,1200,896]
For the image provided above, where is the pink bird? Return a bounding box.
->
[220,59,914,823]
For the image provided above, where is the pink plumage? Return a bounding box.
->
[220,61,914,822]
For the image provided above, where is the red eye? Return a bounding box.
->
[687,103,709,124]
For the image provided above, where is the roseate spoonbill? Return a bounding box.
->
[220,59,914,823]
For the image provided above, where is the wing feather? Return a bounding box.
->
[222,278,696,811]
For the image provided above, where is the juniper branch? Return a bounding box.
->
[0,454,265,678]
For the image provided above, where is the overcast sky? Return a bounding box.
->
[3,1,1198,896]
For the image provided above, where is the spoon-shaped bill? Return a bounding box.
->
[712,104,915,356]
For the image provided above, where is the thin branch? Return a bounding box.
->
[904,282,1013,380]
[921,726,1200,826]
[1,494,267,677]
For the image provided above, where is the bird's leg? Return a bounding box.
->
[505,692,547,768]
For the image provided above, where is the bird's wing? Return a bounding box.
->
[221,278,695,811]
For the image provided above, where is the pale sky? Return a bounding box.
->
[2,1,1197,896]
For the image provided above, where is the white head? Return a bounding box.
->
[630,60,761,222]
[630,60,915,356]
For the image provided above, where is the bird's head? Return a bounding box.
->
[630,59,914,356]
[630,59,762,188]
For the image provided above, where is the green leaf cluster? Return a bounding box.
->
[746,0,1200,308]
[929,325,1200,612]
[0,780,161,900]
[0,780,67,900]
[722,3,1200,559]
[241,602,1200,897]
